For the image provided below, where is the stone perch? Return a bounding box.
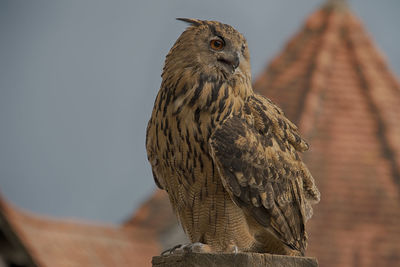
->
[152,252,318,267]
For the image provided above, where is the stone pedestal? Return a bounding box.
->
[152,252,318,267]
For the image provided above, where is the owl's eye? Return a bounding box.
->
[210,39,225,51]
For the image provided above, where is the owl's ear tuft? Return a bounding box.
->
[176,18,203,26]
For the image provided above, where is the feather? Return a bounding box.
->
[176,18,203,26]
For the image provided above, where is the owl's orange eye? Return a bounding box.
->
[210,39,225,50]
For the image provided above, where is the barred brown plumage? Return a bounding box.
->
[146,18,320,256]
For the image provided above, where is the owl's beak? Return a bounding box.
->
[218,51,240,72]
[230,52,240,70]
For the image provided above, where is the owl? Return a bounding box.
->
[146,18,320,256]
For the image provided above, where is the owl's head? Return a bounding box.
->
[164,18,251,82]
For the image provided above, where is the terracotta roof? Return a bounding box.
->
[254,1,400,266]
[0,195,160,267]
[126,190,188,252]
[125,190,177,232]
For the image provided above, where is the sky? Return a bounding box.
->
[0,0,399,224]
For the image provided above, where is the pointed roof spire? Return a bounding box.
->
[254,2,400,267]
[324,0,349,11]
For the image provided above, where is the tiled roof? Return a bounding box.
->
[125,190,188,252]
[254,1,400,266]
[125,190,177,232]
[0,195,160,267]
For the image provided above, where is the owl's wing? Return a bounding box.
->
[248,94,320,205]
[209,94,319,254]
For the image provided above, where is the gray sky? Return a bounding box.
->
[0,0,399,224]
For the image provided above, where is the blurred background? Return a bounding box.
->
[0,0,399,266]
[1,0,399,224]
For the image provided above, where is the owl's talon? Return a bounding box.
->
[233,245,238,254]
[161,244,183,255]
[227,244,239,254]
[161,242,211,255]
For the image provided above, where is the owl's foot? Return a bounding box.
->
[161,242,212,255]
[161,244,184,256]
[229,245,239,254]
[160,244,186,255]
